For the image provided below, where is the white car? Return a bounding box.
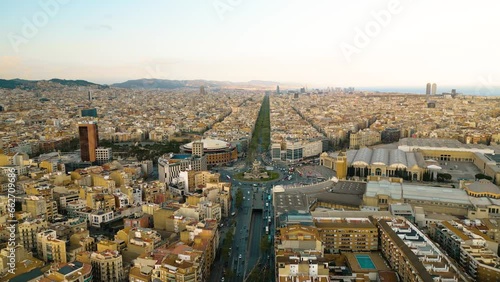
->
[239,254,242,259]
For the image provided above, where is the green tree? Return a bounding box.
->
[475,173,493,181]
[260,235,270,253]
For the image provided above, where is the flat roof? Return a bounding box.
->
[378,220,434,281]
[485,153,500,163]
[366,181,472,206]
[10,268,44,282]
[399,138,492,150]
[466,181,500,194]
[58,261,84,275]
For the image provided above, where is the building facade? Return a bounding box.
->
[78,123,99,162]
[158,153,207,185]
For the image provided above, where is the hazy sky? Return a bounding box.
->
[1,0,499,90]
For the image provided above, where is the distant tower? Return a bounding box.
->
[276,85,280,94]
[200,86,206,95]
[426,83,431,95]
[88,90,92,101]
[192,141,204,157]
[431,83,437,95]
[79,123,99,162]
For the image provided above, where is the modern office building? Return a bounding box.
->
[432,83,437,95]
[271,138,324,162]
[79,123,99,162]
[381,128,401,144]
[95,147,112,164]
[81,108,97,117]
[426,82,431,96]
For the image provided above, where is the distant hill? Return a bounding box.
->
[0,77,299,91]
[0,78,104,89]
[112,79,188,89]
[111,79,291,90]
[0,79,37,89]
[48,78,103,87]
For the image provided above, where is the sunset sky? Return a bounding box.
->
[1,0,499,91]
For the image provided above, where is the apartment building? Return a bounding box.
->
[115,227,162,256]
[158,153,207,185]
[376,217,465,282]
[430,220,500,281]
[349,129,381,149]
[77,250,124,282]
[36,229,67,263]
[275,225,329,282]
[314,217,378,252]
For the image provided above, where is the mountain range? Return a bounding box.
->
[0,78,298,90]
[0,78,103,90]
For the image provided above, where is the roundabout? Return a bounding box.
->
[233,159,280,182]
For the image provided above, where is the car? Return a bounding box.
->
[239,254,242,259]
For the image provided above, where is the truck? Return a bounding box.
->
[265,226,269,235]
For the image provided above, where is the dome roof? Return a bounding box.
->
[183,139,231,150]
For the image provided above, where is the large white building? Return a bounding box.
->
[158,153,207,184]
[272,138,324,162]
[95,147,112,164]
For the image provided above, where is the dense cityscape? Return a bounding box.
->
[2,1,500,282]
[1,81,500,282]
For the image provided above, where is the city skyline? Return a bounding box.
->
[1,0,499,93]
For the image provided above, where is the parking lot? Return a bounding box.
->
[433,160,481,181]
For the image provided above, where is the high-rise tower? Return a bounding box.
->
[431,83,437,95]
[79,123,99,162]
[426,83,431,95]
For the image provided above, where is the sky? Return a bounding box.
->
[1,0,499,93]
